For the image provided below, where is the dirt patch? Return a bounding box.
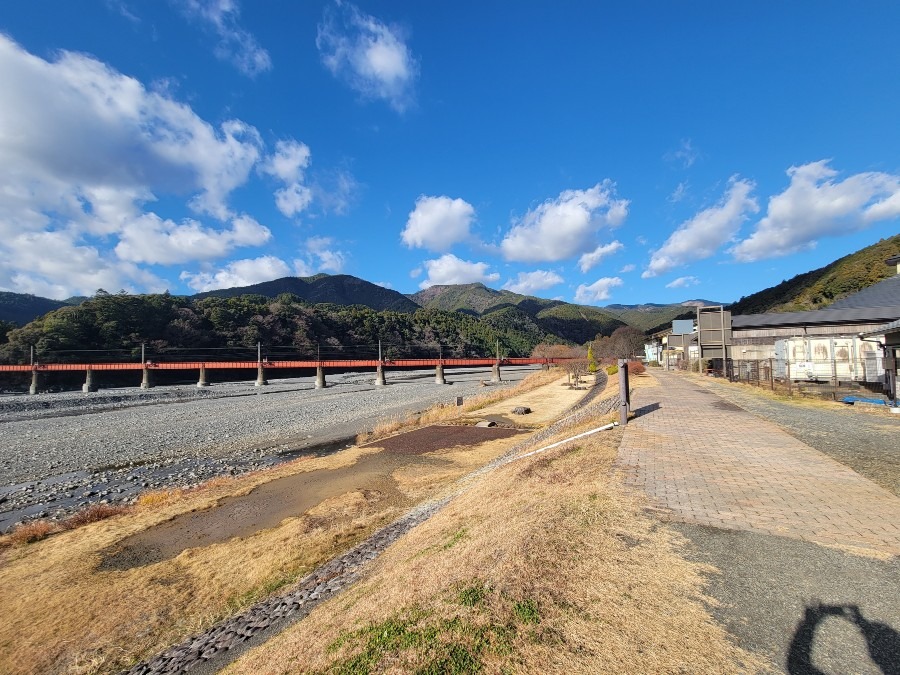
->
[99,455,421,569]
[100,427,523,569]
[712,400,744,412]
[367,425,524,455]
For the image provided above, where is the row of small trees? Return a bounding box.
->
[531,325,648,386]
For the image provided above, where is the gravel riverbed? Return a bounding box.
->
[0,366,538,532]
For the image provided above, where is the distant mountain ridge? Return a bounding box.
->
[410,283,626,344]
[192,274,420,313]
[0,292,74,326]
[601,299,722,333]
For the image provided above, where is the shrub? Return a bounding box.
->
[62,503,130,530]
[606,364,618,375]
[627,360,646,375]
[8,519,58,546]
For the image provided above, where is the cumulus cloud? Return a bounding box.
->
[731,160,900,262]
[259,139,313,218]
[401,195,475,251]
[578,240,624,273]
[418,254,499,289]
[574,277,624,304]
[0,35,295,297]
[181,0,272,77]
[294,236,348,276]
[115,213,270,264]
[501,183,629,263]
[0,230,166,299]
[643,178,758,278]
[620,264,636,273]
[502,270,564,295]
[317,1,418,112]
[666,276,700,289]
[180,255,291,292]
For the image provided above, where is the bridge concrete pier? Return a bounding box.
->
[141,367,152,389]
[82,367,97,393]
[255,363,268,387]
[29,370,39,395]
[197,364,209,387]
[315,365,326,389]
[374,363,386,386]
[435,364,446,384]
[491,362,502,383]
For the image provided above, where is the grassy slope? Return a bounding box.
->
[226,377,760,674]
[728,234,900,314]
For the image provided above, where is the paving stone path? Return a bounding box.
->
[617,371,900,557]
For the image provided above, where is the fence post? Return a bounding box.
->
[786,361,792,397]
[769,358,774,390]
[618,359,630,426]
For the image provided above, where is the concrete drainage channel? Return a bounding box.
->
[127,380,617,675]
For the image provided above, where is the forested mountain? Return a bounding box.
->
[602,300,721,332]
[0,292,74,326]
[192,274,420,313]
[728,234,900,315]
[409,283,625,343]
[0,291,550,365]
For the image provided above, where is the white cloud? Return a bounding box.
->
[181,0,272,77]
[294,236,348,276]
[180,255,290,292]
[502,270,564,295]
[0,231,165,299]
[418,254,499,289]
[115,213,270,264]
[574,277,624,304]
[409,266,423,278]
[620,264,636,273]
[666,276,700,289]
[312,168,358,216]
[578,240,624,273]
[643,178,758,278]
[259,139,313,218]
[402,195,475,251]
[731,160,900,262]
[669,181,689,203]
[374,280,393,289]
[0,35,288,297]
[317,1,418,112]
[501,182,629,263]
[666,139,699,168]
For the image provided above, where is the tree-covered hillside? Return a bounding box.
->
[0,291,553,365]
[0,292,73,326]
[728,234,900,314]
[193,274,420,313]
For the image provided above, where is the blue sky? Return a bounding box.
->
[1,2,899,306]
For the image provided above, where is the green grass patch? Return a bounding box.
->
[442,527,469,550]
[513,598,540,625]
[323,582,543,673]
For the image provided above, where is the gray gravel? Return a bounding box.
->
[695,376,900,496]
[0,365,539,532]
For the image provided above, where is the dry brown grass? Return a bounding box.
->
[4,519,59,546]
[62,504,131,530]
[226,419,764,674]
[0,427,530,675]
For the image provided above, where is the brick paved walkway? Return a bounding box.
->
[617,371,900,557]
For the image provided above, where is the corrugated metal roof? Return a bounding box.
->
[732,305,900,329]
[828,274,900,309]
[858,318,900,338]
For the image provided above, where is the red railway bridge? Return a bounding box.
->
[0,357,565,394]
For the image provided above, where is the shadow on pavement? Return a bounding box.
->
[787,602,900,675]
[631,402,660,418]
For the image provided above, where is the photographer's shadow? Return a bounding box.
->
[787,602,899,675]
